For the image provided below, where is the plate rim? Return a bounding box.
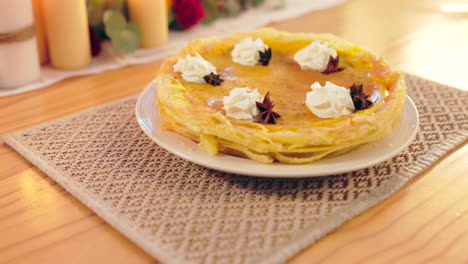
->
[135,80,419,178]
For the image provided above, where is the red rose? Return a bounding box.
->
[172,0,206,29]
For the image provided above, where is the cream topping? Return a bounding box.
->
[173,54,216,83]
[294,40,338,72]
[223,87,263,120]
[306,81,355,118]
[231,37,269,66]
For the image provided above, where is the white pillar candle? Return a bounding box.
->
[127,0,168,49]
[0,0,41,89]
[42,0,91,70]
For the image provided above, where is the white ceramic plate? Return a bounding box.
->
[136,81,419,178]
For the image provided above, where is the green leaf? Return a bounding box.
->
[201,0,219,24]
[252,0,264,6]
[110,27,140,53]
[103,10,126,38]
[127,22,141,41]
[250,0,265,6]
[225,0,241,15]
[102,9,141,53]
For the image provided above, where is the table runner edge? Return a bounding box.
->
[2,134,190,264]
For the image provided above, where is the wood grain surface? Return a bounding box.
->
[1,0,467,263]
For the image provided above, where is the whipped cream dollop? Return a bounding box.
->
[231,37,269,66]
[223,87,263,120]
[306,81,355,119]
[173,54,216,83]
[294,40,338,72]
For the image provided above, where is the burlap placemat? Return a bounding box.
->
[4,74,468,264]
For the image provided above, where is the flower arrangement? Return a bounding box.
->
[170,0,207,30]
[169,0,268,30]
[87,0,141,55]
[87,0,280,54]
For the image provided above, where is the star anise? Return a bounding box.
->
[256,92,281,124]
[322,55,344,74]
[203,72,224,86]
[258,47,272,66]
[350,84,373,111]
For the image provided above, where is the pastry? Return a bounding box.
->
[156,28,407,163]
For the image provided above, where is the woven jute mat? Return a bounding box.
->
[4,74,468,264]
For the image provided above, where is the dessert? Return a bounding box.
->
[156,28,407,163]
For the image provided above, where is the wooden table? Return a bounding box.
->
[1,0,467,263]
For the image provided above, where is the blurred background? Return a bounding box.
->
[1,0,467,95]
